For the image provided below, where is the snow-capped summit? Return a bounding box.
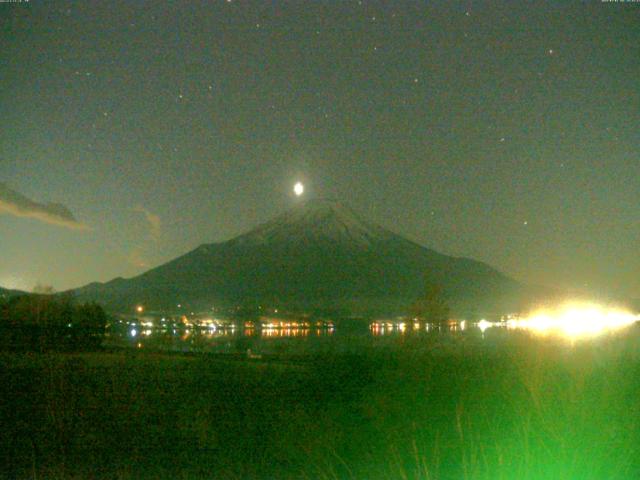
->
[232,199,393,248]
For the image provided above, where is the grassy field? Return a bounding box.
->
[1,329,640,479]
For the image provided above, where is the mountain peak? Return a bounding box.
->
[289,198,359,220]
[72,197,523,315]
[231,198,392,248]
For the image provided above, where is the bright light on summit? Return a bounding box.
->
[294,182,304,196]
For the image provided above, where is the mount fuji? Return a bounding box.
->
[73,199,534,316]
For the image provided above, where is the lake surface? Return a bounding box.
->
[105,317,640,356]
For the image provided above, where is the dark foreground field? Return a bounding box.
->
[2,331,640,480]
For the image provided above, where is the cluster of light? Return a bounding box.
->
[261,320,310,329]
[508,303,639,339]
[262,327,310,338]
[370,322,389,335]
[477,319,495,333]
[202,329,233,339]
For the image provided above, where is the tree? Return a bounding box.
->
[72,302,107,350]
[410,274,450,326]
[0,295,107,352]
[32,284,56,294]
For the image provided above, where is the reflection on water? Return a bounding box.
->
[108,321,338,355]
[369,321,464,336]
[262,327,308,337]
[111,318,486,356]
[109,306,639,355]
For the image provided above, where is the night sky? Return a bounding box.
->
[1,1,638,299]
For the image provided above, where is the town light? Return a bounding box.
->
[509,302,638,340]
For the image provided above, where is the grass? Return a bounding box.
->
[1,328,639,479]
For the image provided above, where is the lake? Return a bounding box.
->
[105,315,640,357]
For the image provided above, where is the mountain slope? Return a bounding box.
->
[74,199,530,315]
[0,287,26,300]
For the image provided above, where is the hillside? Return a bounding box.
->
[0,287,26,300]
[73,199,535,316]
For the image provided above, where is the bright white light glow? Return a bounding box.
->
[477,319,492,333]
[509,303,639,340]
[294,182,304,196]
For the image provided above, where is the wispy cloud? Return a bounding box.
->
[127,248,150,269]
[127,206,162,269]
[132,205,161,241]
[0,182,89,230]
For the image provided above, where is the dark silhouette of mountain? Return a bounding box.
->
[73,199,538,316]
[0,287,26,300]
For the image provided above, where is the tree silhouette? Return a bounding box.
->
[0,294,107,351]
[410,273,450,326]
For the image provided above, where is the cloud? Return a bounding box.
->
[0,182,89,230]
[127,248,149,269]
[132,205,161,241]
[127,206,162,269]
